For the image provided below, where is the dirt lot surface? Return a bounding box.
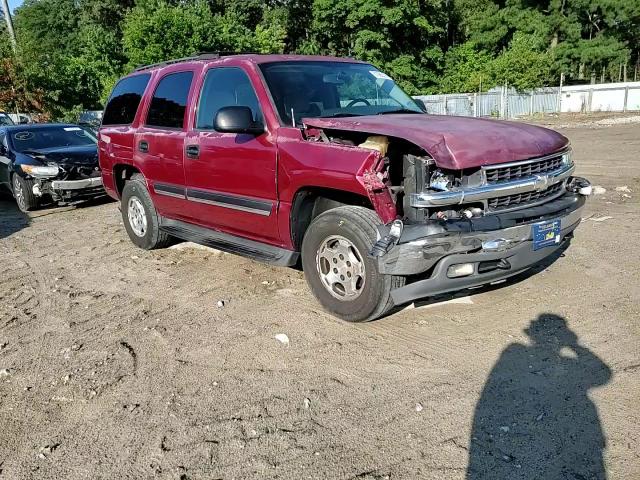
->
[1,120,639,479]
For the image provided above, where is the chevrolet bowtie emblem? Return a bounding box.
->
[533,174,549,191]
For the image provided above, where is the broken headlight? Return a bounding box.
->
[428,169,454,191]
[20,164,59,178]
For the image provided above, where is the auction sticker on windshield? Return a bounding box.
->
[370,70,392,81]
[532,219,561,250]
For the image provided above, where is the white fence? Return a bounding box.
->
[415,81,640,119]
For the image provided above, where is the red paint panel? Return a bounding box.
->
[304,114,569,170]
[134,127,190,220]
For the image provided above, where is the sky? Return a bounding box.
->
[9,0,23,13]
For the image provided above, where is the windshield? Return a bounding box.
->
[259,61,423,126]
[10,126,97,153]
[0,114,15,126]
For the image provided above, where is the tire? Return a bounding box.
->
[12,174,38,212]
[301,206,405,322]
[121,174,172,250]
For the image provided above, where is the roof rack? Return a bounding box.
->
[133,51,265,72]
[133,52,221,72]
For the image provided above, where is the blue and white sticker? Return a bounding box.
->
[370,70,392,81]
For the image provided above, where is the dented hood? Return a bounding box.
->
[303,114,569,170]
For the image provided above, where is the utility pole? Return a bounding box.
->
[1,0,17,52]
[556,72,564,114]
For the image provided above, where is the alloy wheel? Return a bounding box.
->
[315,235,366,300]
[127,197,147,237]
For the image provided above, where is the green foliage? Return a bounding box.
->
[489,34,553,90]
[308,0,447,93]
[1,0,638,117]
[439,43,493,93]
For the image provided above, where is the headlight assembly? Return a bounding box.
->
[429,170,454,191]
[20,164,59,178]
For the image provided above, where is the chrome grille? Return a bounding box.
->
[488,182,564,211]
[485,154,565,184]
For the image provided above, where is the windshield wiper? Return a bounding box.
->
[319,113,362,118]
[376,108,423,115]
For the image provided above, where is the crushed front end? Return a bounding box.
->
[372,149,591,305]
[300,119,591,307]
[22,161,105,204]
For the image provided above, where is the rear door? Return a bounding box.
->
[135,70,195,220]
[183,66,279,242]
[99,73,151,198]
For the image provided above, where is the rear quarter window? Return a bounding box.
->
[102,74,151,126]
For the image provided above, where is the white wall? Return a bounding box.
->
[560,81,640,113]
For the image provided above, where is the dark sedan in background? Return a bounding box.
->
[0,124,104,212]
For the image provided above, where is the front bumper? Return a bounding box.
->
[50,177,103,190]
[34,176,105,202]
[378,184,588,306]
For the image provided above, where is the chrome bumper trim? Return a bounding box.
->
[51,177,103,190]
[409,163,575,208]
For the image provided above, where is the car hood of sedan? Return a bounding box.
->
[303,114,569,170]
[23,145,98,167]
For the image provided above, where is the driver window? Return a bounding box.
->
[196,67,263,130]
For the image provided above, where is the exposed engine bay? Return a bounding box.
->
[303,127,540,223]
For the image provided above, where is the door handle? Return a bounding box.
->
[186,145,200,159]
[138,140,149,153]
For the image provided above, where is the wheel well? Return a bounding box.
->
[290,187,374,250]
[113,164,141,197]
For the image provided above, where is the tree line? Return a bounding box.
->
[1,0,638,120]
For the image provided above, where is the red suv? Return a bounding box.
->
[99,53,591,321]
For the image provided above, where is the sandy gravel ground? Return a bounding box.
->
[0,121,639,479]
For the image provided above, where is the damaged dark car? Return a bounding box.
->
[0,124,104,212]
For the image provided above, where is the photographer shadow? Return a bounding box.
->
[467,313,612,479]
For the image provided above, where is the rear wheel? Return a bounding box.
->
[12,174,38,212]
[301,206,404,322]
[121,174,172,249]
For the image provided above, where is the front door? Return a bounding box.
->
[184,66,279,243]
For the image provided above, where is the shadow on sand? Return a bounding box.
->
[467,313,612,479]
[0,192,30,240]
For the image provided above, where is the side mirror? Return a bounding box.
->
[214,106,264,135]
[414,98,427,113]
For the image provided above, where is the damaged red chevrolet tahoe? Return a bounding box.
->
[99,54,592,321]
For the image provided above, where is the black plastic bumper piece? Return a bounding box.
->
[389,227,577,307]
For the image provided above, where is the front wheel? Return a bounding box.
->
[12,174,38,212]
[301,206,404,322]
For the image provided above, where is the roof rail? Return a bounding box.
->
[133,52,221,72]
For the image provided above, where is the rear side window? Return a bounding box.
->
[102,74,151,126]
[146,71,194,129]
